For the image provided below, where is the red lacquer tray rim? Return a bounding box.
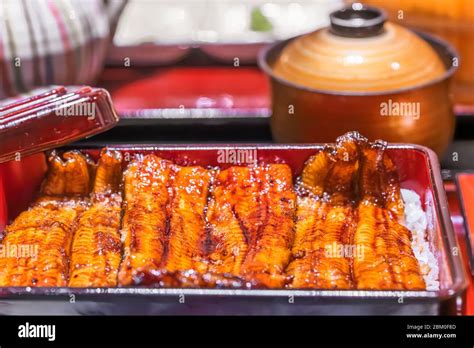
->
[456,171,474,276]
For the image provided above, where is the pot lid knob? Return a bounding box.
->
[329,3,387,38]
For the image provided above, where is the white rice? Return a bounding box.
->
[401,189,439,291]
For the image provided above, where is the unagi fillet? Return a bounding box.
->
[384,214,426,289]
[69,149,123,287]
[300,150,330,197]
[287,134,359,289]
[240,164,296,287]
[231,167,264,247]
[206,167,253,275]
[0,151,92,287]
[353,203,425,289]
[286,197,326,288]
[354,144,425,290]
[286,198,354,289]
[358,142,404,219]
[353,203,397,289]
[299,131,359,201]
[118,155,172,286]
[164,166,213,273]
[41,150,95,196]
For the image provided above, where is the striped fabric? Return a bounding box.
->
[0,0,125,99]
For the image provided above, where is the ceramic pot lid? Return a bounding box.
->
[272,4,446,92]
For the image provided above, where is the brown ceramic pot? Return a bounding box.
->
[259,4,458,157]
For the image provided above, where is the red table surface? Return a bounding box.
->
[99,67,270,112]
[445,181,474,315]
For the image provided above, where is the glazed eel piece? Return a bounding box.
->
[118,155,173,286]
[69,149,123,287]
[353,142,425,290]
[164,166,213,273]
[286,134,358,289]
[0,151,93,286]
[206,167,257,276]
[239,164,296,288]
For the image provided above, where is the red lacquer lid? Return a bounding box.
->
[0,86,119,163]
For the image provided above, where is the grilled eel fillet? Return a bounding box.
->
[164,166,213,273]
[118,155,172,286]
[288,132,424,290]
[206,167,256,276]
[354,144,425,290]
[287,199,355,289]
[239,164,296,288]
[41,150,95,196]
[69,150,123,287]
[0,151,92,286]
[287,134,359,289]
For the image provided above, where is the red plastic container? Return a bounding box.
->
[0,153,46,222]
[0,143,468,315]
